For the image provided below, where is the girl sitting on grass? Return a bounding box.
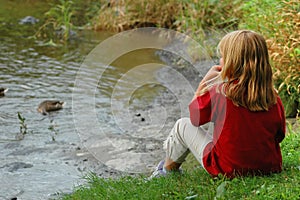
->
[150,30,286,179]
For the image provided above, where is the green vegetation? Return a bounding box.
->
[35,0,101,42]
[17,112,27,140]
[91,0,242,32]
[240,0,299,117]
[35,0,75,41]
[48,120,59,142]
[63,125,300,200]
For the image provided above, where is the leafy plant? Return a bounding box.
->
[35,0,75,42]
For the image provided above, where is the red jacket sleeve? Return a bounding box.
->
[189,91,212,126]
[275,97,286,143]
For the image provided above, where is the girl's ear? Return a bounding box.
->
[220,58,224,69]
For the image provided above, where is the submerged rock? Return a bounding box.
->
[19,16,39,25]
[1,162,33,172]
[55,26,77,39]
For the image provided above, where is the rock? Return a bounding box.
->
[1,162,33,172]
[19,16,39,25]
[55,27,77,39]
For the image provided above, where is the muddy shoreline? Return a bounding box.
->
[63,48,214,194]
[82,48,214,175]
[67,48,214,192]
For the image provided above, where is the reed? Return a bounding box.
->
[92,0,242,34]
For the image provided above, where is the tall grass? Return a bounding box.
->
[92,0,242,34]
[240,0,300,117]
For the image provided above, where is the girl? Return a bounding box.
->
[150,30,286,178]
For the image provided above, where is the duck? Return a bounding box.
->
[0,87,8,97]
[37,100,65,115]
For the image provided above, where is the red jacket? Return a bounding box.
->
[189,85,285,178]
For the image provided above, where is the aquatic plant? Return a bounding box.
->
[17,112,27,139]
[35,0,75,42]
[35,0,101,43]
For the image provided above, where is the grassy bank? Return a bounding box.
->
[63,124,300,200]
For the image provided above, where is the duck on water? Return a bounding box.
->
[0,87,8,97]
[37,100,65,115]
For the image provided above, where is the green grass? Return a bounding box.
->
[63,126,300,200]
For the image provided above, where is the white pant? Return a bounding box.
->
[163,118,213,167]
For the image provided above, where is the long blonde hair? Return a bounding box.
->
[218,30,277,111]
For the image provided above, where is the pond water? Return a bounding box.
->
[0,1,176,199]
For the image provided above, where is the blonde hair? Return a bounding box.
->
[218,30,277,111]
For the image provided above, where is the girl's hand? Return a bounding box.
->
[202,57,223,83]
[202,65,222,83]
[192,62,223,100]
